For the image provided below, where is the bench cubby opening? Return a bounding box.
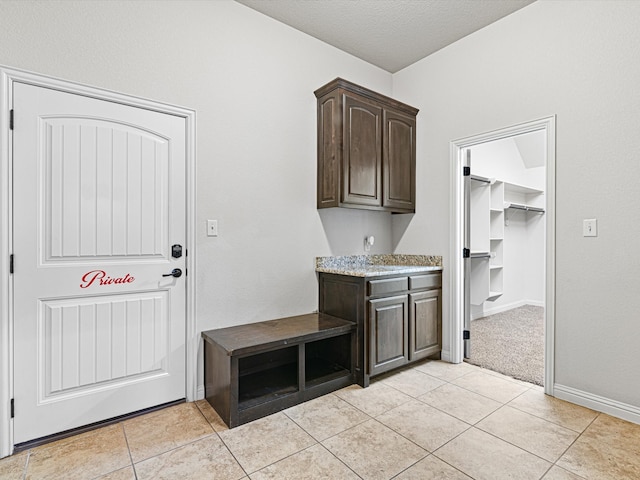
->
[238,346,299,410]
[305,334,352,389]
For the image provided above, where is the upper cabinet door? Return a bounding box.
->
[343,94,382,207]
[383,108,416,212]
[317,91,340,208]
[315,78,418,213]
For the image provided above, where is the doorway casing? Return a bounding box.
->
[0,65,197,457]
[449,116,556,396]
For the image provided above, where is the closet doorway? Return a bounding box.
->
[450,117,556,395]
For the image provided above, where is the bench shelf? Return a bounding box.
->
[202,313,356,428]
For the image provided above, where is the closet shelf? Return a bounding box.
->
[504,202,545,214]
[487,292,503,302]
[490,265,503,270]
[504,182,543,195]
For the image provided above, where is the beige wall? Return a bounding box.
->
[0,0,396,324]
[1,0,639,419]
[392,0,640,414]
[0,0,397,398]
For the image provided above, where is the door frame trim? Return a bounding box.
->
[448,116,556,395]
[0,65,197,457]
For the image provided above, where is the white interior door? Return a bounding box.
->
[12,82,187,444]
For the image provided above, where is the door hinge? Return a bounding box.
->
[462,248,470,258]
[10,398,14,418]
[463,166,470,176]
[463,330,470,340]
[9,109,13,130]
[9,254,13,274]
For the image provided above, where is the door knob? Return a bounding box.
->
[162,268,182,278]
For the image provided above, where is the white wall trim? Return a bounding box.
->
[0,67,13,459]
[196,385,205,401]
[0,65,197,457]
[554,384,640,425]
[449,116,556,396]
[440,349,452,363]
[471,300,544,321]
[448,141,465,364]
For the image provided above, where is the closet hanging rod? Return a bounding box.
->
[504,202,545,214]
[470,252,492,259]
[470,174,492,184]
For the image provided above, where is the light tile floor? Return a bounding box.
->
[2,360,639,479]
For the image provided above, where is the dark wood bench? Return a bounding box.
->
[202,312,356,428]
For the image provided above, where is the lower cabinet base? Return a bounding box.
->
[318,271,443,388]
[359,350,442,388]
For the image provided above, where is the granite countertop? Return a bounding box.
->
[315,254,442,277]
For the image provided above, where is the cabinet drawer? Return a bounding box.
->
[409,273,441,291]
[368,277,408,297]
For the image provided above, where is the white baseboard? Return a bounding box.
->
[196,385,205,401]
[472,300,543,321]
[525,299,544,307]
[554,384,640,425]
[440,349,452,363]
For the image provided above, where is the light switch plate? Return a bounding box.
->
[207,219,218,237]
[583,219,597,237]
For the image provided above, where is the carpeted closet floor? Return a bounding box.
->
[466,305,544,386]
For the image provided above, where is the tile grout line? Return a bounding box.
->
[214,413,313,477]
[392,452,474,480]
[123,403,220,474]
[396,363,531,424]
[208,433,249,480]
[281,394,371,443]
[420,380,503,424]
[190,402,250,479]
[357,362,549,470]
[428,423,477,477]
[10,362,603,479]
[416,365,553,476]
[285,390,429,479]
[467,422,561,466]
[119,421,138,480]
[319,416,429,480]
[21,450,31,480]
[333,383,413,418]
[505,400,597,435]
[545,413,601,480]
[429,424,554,479]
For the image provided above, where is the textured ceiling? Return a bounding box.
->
[235,0,536,73]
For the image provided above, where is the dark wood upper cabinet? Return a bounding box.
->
[315,78,418,214]
[343,95,382,207]
[383,109,416,211]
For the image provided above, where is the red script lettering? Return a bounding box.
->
[80,270,135,288]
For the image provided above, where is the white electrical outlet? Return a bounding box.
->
[207,219,218,237]
[583,219,597,237]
